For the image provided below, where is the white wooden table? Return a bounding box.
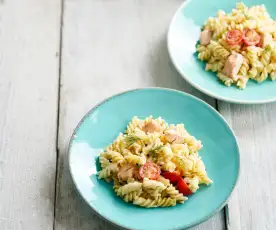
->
[1,0,276,229]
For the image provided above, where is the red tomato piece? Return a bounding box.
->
[162,172,181,184]
[242,29,261,46]
[139,162,161,180]
[177,178,193,196]
[226,29,243,45]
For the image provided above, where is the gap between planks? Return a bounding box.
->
[215,99,229,230]
[53,0,65,229]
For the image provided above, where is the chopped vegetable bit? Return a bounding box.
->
[226,29,243,45]
[242,29,261,46]
[139,162,161,180]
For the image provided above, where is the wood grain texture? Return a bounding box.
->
[218,102,276,230]
[56,0,225,229]
[0,0,61,229]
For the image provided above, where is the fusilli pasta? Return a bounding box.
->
[98,116,212,208]
[197,2,276,88]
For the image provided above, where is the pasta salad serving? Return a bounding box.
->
[197,2,276,89]
[98,116,212,208]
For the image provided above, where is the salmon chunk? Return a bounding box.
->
[142,120,161,133]
[222,53,244,80]
[117,164,136,181]
[164,129,183,144]
[200,29,213,45]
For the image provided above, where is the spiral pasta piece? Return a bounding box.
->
[270,71,276,80]
[114,185,142,202]
[116,182,142,196]
[126,116,142,134]
[142,178,166,192]
[165,185,187,203]
[237,76,249,89]
[99,155,110,168]
[125,153,146,165]
[213,23,228,40]
[161,161,176,172]
[261,45,272,66]
[256,67,268,82]
[238,58,249,76]
[103,151,124,164]
[246,47,259,67]
[185,177,200,193]
[157,176,171,186]
[98,163,118,179]
[133,197,157,208]
[122,192,141,202]
[248,67,258,79]
[205,17,220,31]
[208,41,230,59]
[268,63,276,73]
[133,197,177,208]
[198,49,212,61]
[271,50,276,62]
[205,61,224,72]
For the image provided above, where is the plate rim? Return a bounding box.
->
[68,87,240,230]
[167,0,276,105]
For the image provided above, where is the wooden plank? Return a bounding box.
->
[219,102,276,230]
[0,0,61,229]
[56,1,225,229]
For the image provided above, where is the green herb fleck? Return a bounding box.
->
[125,135,141,147]
[149,145,164,157]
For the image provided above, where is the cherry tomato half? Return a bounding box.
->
[242,29,261,46]
[162,172,181,184]
[139,162,161,180]
[226,29,243,45]
[177,178,193,196]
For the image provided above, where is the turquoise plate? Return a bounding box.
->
[168,0,276,104]
[69,88,240,230]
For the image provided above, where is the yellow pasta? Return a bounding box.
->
[133,197,177,208]
[237,76,249,89]
[238,58,249,76]
[197,2,276,88]
[217,72,234,86]
[208,41,230,59]
[98,116,212,208]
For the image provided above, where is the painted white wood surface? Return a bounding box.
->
[0,0,61,229]
[55,0,225,229]
[219,102,276,230]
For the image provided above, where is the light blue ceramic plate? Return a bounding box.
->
[168,0,276,104]
[69,88,240,230]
